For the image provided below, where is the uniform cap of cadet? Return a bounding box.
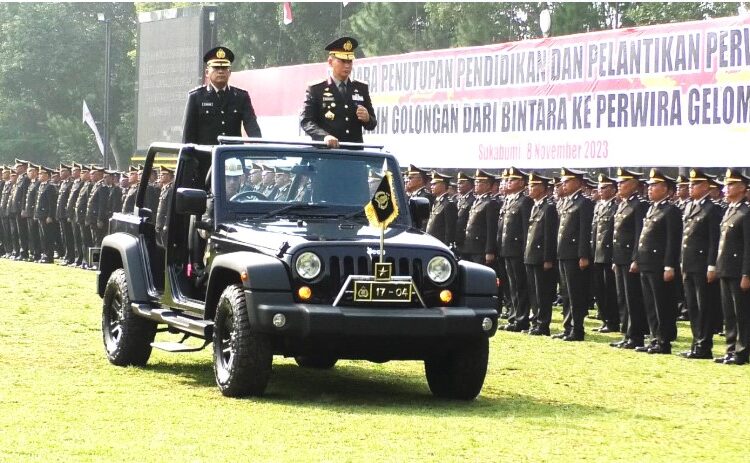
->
[675,174,689,185]
[106,169,119,176]
[430,171,452,184]
[528,172,552,186]
[474,169,495,183]
[260,163,274,174]
[406,164,429,176]
[723,168,750,186]
[91,166,106,173]
[506,167,528,181]
[159,166,175,175]
[249,163,262,173]
[225,158,243,177]
[597,173,617,186]
[616,167,643,182]
[325,36,358,60]
[455,171,474,183]
[203,46,234,67]
[274,167,291,175]
[646,168,675,186]
[688,168,714,183]
[59,163,72,171]
[560,167,586,181]
[80,164,91,172]
[128,165,139,174]
[39,166,53,175]
[585,177,598,188]
[14,158,29,167]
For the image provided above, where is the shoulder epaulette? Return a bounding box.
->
[188,85,205,94]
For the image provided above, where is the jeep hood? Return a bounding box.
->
[221,219,448,255]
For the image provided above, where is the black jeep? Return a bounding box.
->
[97,139,498,399]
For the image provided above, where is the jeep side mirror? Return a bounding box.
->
[176,188,207,215]
[409,197,430,228]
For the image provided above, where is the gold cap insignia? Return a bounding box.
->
[726,168,733,177]
[216,48,226,59]
[690,169,697,178]
[598,173,605,182]
[617,168,623,176]
[343,40,353,51]
[650,168,657,177]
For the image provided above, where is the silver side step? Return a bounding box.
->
[132,303,213,339]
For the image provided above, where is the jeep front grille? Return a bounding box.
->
[329,255,424,290]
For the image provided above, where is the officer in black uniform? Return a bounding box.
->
[425,171,457,246]
[591,173,619,333]
[66,164,85,266]
[301,37,377,148]
[405,164,434,231]
[56,163,75,264]
[463,169,499,267]
[257,164,278,199]
[106,171,123,221]
[75,166,93,268]
[0,166,10,256]
[182,46,262,145]
[9,159,31,260]
[524,173,558,336]
[155,166,174,248]
[454,172,475,257]
[633,169,681,354]
[271,167,292,202]
[680,168,722,359]
[554,167,594,341]
[34,166,58,263]
[609,168,650,349]
[23,164,41,262]
[715,169,750,365]
[673,174,690,321]
[86,167,109,247]
[497,167,533,331]
[121,166,139,213]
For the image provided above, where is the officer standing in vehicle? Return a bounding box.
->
[300,36,377,148]
[182,46,262,145]
[426,171,457,246]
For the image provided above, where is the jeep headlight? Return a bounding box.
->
[427,256,452,284]
[295,252,322,280]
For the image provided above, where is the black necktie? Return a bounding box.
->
[217,89,226,101]
[339,81,347,95]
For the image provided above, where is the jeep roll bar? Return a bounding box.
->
[216,136,385,151]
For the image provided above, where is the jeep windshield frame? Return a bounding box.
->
[211,145,411,226]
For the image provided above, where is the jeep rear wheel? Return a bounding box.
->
[294,355,338,369]
[213,284,272,397]
[424,337,489,400]
[102,269,157,366]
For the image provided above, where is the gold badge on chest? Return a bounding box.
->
[325,110,335,120]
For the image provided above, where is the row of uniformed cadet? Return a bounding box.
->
[403,164,750,364]
[0,161,137,270]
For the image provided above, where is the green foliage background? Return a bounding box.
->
[0,2,744,168]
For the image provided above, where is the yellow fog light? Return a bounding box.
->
[298,286,312,300]
[439,290,453,304]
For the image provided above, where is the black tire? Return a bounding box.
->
[424,337,489,400]
[213,284,272,397]
[101,268,157,366]
[294,355,338,369]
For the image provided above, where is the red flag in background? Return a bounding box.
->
[283,2,293,25]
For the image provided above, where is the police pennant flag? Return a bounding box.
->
[364,171,399,229]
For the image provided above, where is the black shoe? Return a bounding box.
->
[635,345,651,353]
[551,332,569,340]
[505,324,527,332]
[714,355,733,364]
[563,334,584,342]
[619,339,643,350]
[681,350,712,359]
[598,325,619,333]
[648,343,671,354]
[725,356,748,365]
[609,338,627,348]
[528,327,550,336]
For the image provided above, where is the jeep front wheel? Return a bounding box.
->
[213,284,272,397]
[424,337,489,400]
[102,269,157,366]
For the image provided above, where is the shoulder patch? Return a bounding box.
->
[352,79,369,86]
[188,85,205,94]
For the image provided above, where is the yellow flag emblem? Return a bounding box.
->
[364,171,399,228]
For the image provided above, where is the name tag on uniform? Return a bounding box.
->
[202,102,214,107]
[322,96,335,102]
[352,94,364,102]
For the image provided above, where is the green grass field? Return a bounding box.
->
[0,259,748,462]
